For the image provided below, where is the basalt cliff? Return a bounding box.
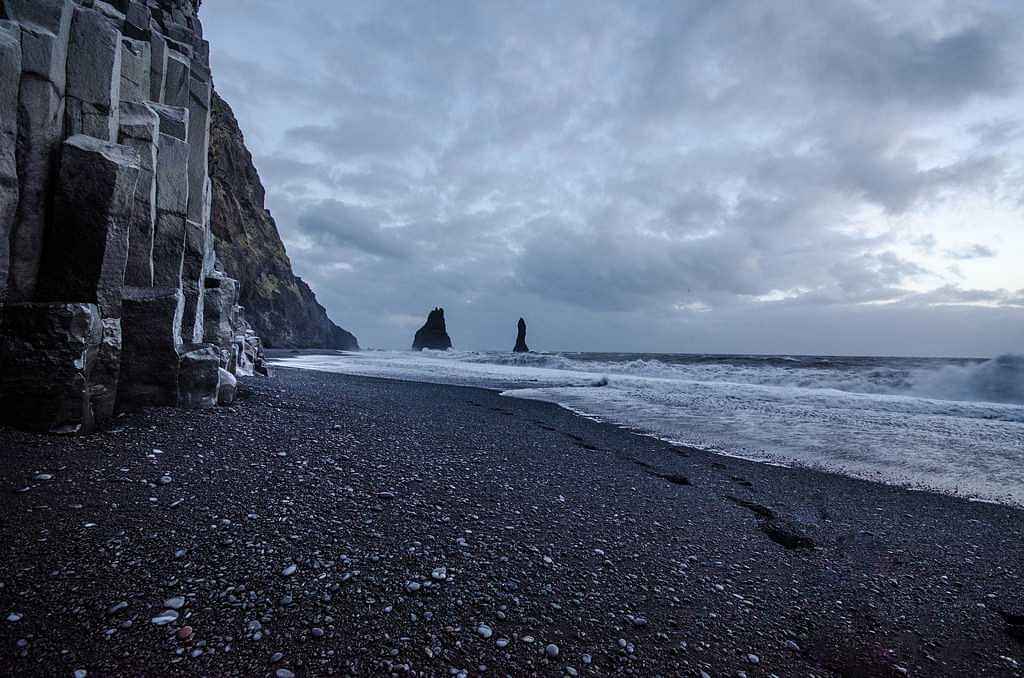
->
[0,0,355,433]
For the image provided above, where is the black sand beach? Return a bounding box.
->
[1,367,1022,677]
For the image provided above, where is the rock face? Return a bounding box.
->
[513,317,529,353]
[0,0,267,433]
[412,308,453,351]
[208,91,358,350]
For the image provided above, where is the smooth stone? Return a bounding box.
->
[546,644,559,658]
[477,624,493,639]
[164,596,185,610]
[281,564,297,577]
[6,613,23,622]
[276,670,295,678]
[151,610,179,625]
[33,473,53,481]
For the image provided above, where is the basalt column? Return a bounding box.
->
[0,0,266,433]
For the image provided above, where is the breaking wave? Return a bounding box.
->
[272,349,1024,505]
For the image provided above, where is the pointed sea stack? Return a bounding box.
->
[513,317,529,353]
[412,307,452,351]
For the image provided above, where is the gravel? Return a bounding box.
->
[0,365,1021,676]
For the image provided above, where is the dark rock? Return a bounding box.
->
[208,91,358,349]
[117,287,182,409]
[163,50,189,108]
[152,131,189,288]
[148,27,167,102]
[180,220,207,342]
[65,5,121,140]
[217,367,236,405]
[36,135,139,318]
[177,343,219,409]
[5,0,74,302]
[202,273,239,361]
[412,307,452,351]
[760,518,816,550]
[0,21,20,301]
[119,36,150,103]
[513,317,529,353]
[117,101,158,287]
[186,74,210,223]
[0,303,103,433]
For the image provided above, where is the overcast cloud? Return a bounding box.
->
[202,0,1024,356]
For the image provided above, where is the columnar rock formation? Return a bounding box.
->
[0,0,265,433]
[412,307,453,351]
[513,317,529,353]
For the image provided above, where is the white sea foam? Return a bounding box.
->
[272,350,1024,505]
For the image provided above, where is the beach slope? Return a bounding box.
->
[0,368,1022,676]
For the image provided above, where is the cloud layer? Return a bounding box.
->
[202,0,1024,355]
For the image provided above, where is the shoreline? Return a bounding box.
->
[268,349,1024,509]
[1,367,1022,676]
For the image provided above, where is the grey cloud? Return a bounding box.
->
[200,0,1024,353]
[944,243,996,260]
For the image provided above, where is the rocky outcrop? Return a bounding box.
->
[513,317,529,353]
[208,91,358,350]
[412,307,452,351]
[0,0,264,433]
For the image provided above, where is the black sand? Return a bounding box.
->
[1,367,1022,677]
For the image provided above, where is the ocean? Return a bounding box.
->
[271,350,1024,506]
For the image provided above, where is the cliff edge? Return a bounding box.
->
[208,91,358,350]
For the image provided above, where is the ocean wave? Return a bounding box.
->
[273,350,1024,505]
[414,349,1022,405]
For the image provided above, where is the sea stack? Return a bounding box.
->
[412,307,452,351]
[513,317,529,353]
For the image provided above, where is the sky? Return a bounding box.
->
[201,0,1024,356]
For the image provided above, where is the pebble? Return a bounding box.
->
[165,596,186,610]
[581,654,592,664]
[158,475,172,485]
[311,627,324,638]
[176,626,193,641]
[281,564,297,577]
[6,613,22,623]
[747,654,760,664]
[151,610,179,625]
[496,638,510,648]
[786,640,801,652]
[477,624,493,639]
[546,644,559,658]
[276,670,295,678]
[33,473,53,481]
[431,567,448,581]
[107,602,128,615]
[270,652,284,663]
[406,581,421,593]
[73,670,87,678]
